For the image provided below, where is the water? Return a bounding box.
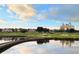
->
[0,37,23,44]
[1,37,79,54]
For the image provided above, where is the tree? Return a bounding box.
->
[11,28,15,32]
[36,27,44,32]
[36,27,49,32]
[0,29,2,32]
[20,28,27,33]
[43,28,49,32]
[69,28,75,32]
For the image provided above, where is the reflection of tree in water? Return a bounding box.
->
[0,37,76,47]
[60,40,74,47]
[37,39,49,44]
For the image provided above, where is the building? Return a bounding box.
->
[2,28,13,32]
[60,23,74,31]
[2,28,21,32]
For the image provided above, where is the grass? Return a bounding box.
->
[0,32,79,39]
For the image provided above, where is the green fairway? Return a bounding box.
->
[0,32,79,39]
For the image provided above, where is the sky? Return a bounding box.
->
[0,4,79,29]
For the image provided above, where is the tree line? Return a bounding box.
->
[0,27,78,33]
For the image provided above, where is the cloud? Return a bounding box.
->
[7,4,79,22]
[7,4,36,20]
[48,4,79,22]
[31,10,49,22]
[0,19,6,23]
[34,13,47,21]
[70,16,79,22]
[5,4,79,22]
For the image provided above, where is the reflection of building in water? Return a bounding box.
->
[60,23,74,31]
[0,37,25,42]
[60,40,74,47]
[37,39,49,44]
[0,37,28,45]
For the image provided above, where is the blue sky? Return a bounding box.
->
[0,4,79,29]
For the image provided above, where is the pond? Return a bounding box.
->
[1,37,79,54]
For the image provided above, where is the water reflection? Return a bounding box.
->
[1,37,79,54]
[37,39,49,44]
[0,37,25,44]
[60,40,74,47]
[0,37,77,47]
[36,39,75,47]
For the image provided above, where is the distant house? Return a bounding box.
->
[2,28,13,32]
[2,28,21,32]
[60,23,74,31]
